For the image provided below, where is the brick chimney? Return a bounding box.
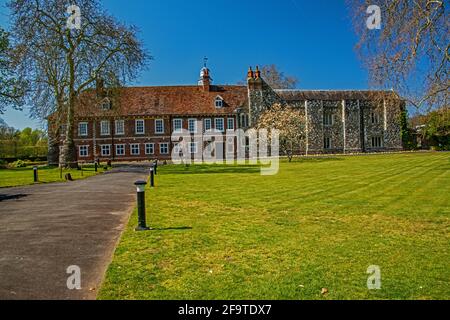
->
[96,78,105,97]
[247,66,262,90]
[247,66,254,80]
[254,65,261,79]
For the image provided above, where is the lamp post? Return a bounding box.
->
[134,180,150,231]
[33,166,38,183]
[149,165,155,187]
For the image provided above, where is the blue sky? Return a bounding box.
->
[0,0,368,129]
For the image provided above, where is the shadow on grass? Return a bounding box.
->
[161,164,261,175]
[0,193,28,202]
[289,157,344,163]
[151,226,192,231]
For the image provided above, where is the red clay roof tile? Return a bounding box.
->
[76,85,249,118]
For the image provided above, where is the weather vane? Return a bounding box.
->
[203,56,208,68]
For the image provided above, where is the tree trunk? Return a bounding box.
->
[60,92,77,168]
[60,49,77,168]
[47,129,60,166]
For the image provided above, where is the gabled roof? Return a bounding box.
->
[75,85,249,118]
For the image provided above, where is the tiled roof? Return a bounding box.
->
[275,89,400,101]
[76,85,249,118]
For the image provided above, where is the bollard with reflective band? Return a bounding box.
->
[134,180,150,231]
[33,166,38,182]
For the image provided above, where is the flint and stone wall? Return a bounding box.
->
[247,78,404,154]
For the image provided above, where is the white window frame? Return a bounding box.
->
[145,143,155,155]
[130,143,140,155]
[155,119,164,134]
[135,119,145,135]
[100,120,110,136]
[188,118,197,133]
[189,142,198,154]
[101,99,111,110]
[101,144,111,157]
[115,120,125,135]
[115,144,125,156]
[215,118,224,132]
[159,143,169,155]
[227,118,235,130]
[79,145,89,157]
[215,96,223,108]
[173,118,183,132]
[204,118,212,132]
[78,122,88,137]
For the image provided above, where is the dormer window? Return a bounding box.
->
[101,99,112,110]
[215,96,223,108]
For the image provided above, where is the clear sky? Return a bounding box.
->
[0,0,369,129]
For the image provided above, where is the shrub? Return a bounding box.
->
[12,160,27,168]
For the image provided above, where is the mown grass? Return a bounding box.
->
[98,152,450,300]
[0,164,105,188]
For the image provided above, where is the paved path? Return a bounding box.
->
[0,169,147,300]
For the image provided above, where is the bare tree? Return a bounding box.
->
[255,103,305,162]
[0,27,25,113]
[348,0,449,112]
[8,0,150,167]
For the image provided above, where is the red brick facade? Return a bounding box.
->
[73,115,238,162]
[44,66,250,163]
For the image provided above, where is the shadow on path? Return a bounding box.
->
[0,194,28,202]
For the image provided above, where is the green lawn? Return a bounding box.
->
[0,165,105,188]
[98,152,450,300]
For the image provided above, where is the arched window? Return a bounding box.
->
[215,96,223,108]
[240,113,249,128]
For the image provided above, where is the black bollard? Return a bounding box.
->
[33,166,38,182]
[94,162,98,172]
[134,180,150,231]
[150,166,155,187]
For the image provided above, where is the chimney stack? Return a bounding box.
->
[96,78,105,97]
[254,66,261,79]
[247,67,254,80]
[247,66,263,91]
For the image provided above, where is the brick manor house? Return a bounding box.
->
[48,66,404,163]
